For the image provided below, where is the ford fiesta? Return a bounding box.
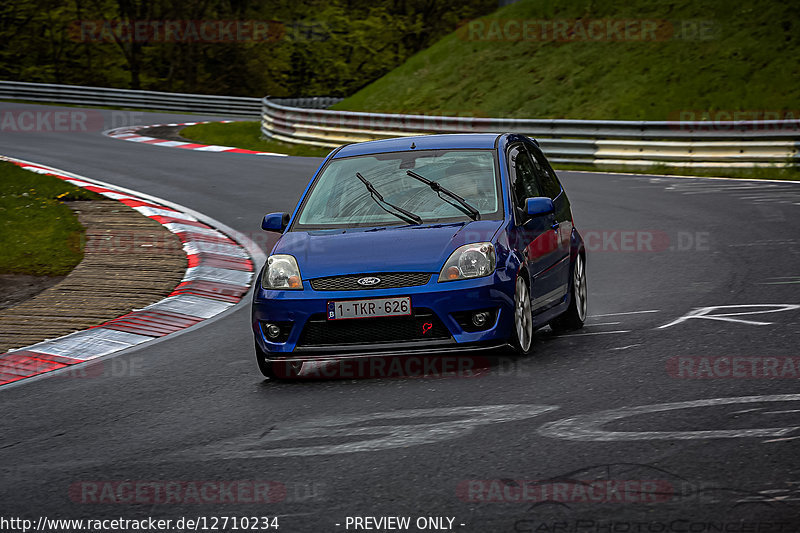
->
[252,133,586,378]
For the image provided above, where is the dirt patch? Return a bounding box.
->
[137,125,193,143]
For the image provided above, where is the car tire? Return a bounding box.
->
[512,273,534,355]
[550,252,587,332]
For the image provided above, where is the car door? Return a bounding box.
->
[528,143,572,306]
[507,144,563,312]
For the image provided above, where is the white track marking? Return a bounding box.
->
[103,122,288,156]
[563,330,631,337]
[27,329,151,360]
[143,295,233,319]
[611,344,641,351]
[538,394,800,442]
[731,408,764,415]
[589,310,660,317]
[762,436,800,443]
[192,405,559,458]
[659,304,800,328]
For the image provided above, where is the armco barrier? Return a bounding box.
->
[2,81,797,168]
[261,97,800,169]
[0,80,260,117]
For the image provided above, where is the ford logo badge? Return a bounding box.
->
[357,277,381,286]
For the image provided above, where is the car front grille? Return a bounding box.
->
[297,308,450,347]
[309,272,432,291]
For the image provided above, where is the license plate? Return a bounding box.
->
[327,297,411,320]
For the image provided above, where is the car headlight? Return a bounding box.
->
[262,254,303,290]
[438,242,496,282]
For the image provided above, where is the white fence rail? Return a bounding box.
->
[261,97,800,168]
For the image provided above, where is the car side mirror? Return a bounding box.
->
[526,197,554,218]
[262,212,290,232]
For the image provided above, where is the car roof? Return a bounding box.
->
[332,133,503,158]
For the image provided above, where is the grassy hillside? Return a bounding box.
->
[334,0,799,120]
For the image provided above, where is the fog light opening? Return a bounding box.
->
[472,311,490,327]
[265,323,282,339]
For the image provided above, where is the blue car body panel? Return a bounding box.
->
[273,220,505,279]
[253,133,585,359]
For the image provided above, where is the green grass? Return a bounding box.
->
[0,161,101,276]
[180,121,331,157]
[333,0,800,120]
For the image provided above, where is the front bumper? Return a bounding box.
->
[252,269,516,360]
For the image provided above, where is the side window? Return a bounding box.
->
[529,146,562,200]
[509,146,542,216]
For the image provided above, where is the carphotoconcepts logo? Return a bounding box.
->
[514,519,799,533]
[456,479,674,503]
[69,481,286,504]
[667,356,800,379]
[457,19,718,42]
[69,20,285,43]
[669,110,800,132]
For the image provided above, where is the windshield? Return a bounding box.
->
[293,149,501,229]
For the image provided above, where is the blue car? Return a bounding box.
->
[252,133,586,378]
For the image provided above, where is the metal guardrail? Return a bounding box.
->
[2,81,796,168]
[262,97,800,168]
[0,80,261,117]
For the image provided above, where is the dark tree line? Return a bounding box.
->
[0,0,496,97]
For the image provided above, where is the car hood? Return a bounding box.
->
[274,220,505,279]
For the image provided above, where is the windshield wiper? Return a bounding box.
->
[405,170,480,221]
[356,172,422,225]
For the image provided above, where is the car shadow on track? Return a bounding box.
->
[254,333,563,384]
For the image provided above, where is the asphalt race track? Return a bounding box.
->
[2,102,800,532]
